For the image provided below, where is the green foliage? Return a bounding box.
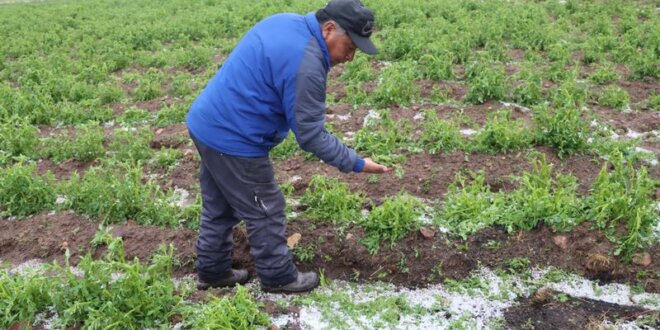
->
[499,156,583,232]
[0,117,39,162]
[341,54,375,82]
[549,77,588,108]
[39,123,105,162]
[372,60,419,106]
[270,132,302,160]
[417,53,454,81]
[118,107,151,124]
[0,162,56,217]
[585,150,657,260]
[109,126,154,163]
[512,73,543,107]
[301,175,364,225]
[465,61,507,104]
[0,267,55,328]
[180,286,269,329]
[435,171,499,239]
[360,193,424,254]
[533,105,589,158]
[154,102,189,127]
[59,161,183,226]
[589,63,621,84]
[472,110,532,153]
[597,86,630,110]
[353,111,412,165]
[417,109,464,154]
[150,147,183,170]
[649,93,660,111]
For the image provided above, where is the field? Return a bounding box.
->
[0,0,659,328]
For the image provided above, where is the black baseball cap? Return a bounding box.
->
[320,0,378,54]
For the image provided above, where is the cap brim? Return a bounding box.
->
[347,31,378,55]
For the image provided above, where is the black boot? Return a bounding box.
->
[197,269,249,290]
[261,271,320,293]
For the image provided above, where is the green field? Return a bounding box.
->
[1,0,658,328]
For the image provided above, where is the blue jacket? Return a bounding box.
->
[187,12,365,173]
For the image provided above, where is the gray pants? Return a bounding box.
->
[191,134,297,286]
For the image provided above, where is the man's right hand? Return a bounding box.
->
[362,158,390,173]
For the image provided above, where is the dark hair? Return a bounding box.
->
[315,9,331,25]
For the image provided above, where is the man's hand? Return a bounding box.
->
[362,158,389,173]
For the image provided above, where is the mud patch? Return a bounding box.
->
[504,289,656,329]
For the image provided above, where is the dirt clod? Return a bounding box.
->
[552,235,569,250]
[632,252,652,267]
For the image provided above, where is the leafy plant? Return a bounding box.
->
[533,105,589,158]
[360,193,424,254]
[353,111,412,165]
[372,60,420,106]
[472,110,532,153]
[597,86,630,110]
[59,161,183,226]
[180,286,270,329]
[417,109,464,154]
[0,162,56,217]
[435,171,500,239]
[39,122,105,162]
[465,61,507,104]
[301,175,364,225]
[585,150,657,260]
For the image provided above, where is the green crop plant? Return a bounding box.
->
[50,244,180,328]
[649,93,660,111]
[0,266,56,328]
[513,73,543,106]
[589,63,621,85]
[108,126,154,163]
[353,111,412,165]
[417,109,464,154]
[546,41,572,65]
[533,105,589,158]
[360,192,424,254]
[150,147,183,170]
[498,156,583,233]
[0,162,56,217]
[417,52,454,81]
[549,76,588,108]
[292,243,316,263]
[372,60,420,107]
[0,238,192,328]
[154,102,190,127]
[629,50,658,80]
[464,61,507,104]
[179,285,270,329]
[118,107,151,125]
[597,86,630,110]
[301,175,365,225]
[585,150,657,261]
[472,110,532,153]
[0,117,38,163]
[167,72,198,98]
[270,132,302,160]
[39,123,105,162]
[97,82,124,105]
[60,161,183,226]
[435,171,500,239]
[341,54,375,83]
[173,45,213,70]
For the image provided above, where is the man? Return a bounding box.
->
[186,0,388,294]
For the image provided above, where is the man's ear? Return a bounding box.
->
[321,21,334,40]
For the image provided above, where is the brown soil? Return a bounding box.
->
[2,212,657,293]
[504,289,657,329]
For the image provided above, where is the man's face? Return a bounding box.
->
[323,22,357,66]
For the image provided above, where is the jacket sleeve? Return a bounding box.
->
[288,55,364,173]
